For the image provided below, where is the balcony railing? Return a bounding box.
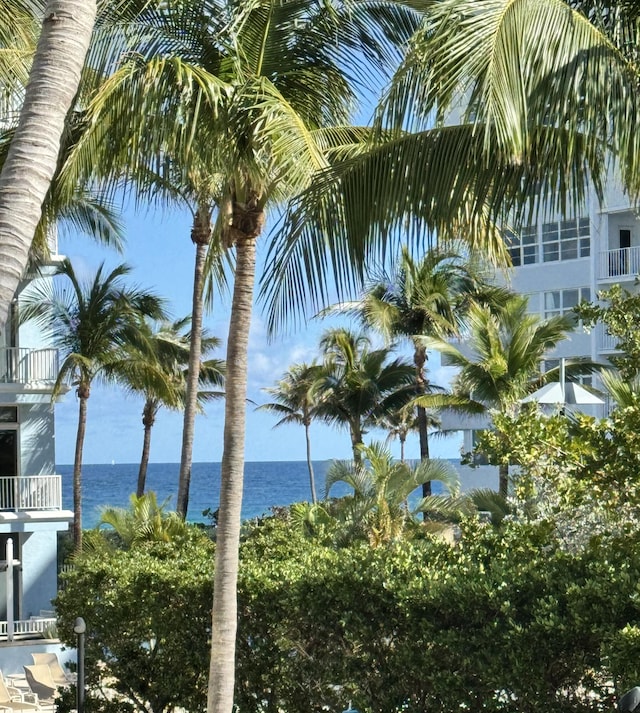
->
[0,475,62,511]
[0,348,59,384]
[599,246,640,279]
[597,323,619,353]
[0,616,57,641]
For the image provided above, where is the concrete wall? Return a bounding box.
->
[19,404,56,475]
[21,530,59,618]
[0,639,75,677]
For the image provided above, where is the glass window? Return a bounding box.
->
[507,226,538,266]
[542,218,590,262]
[0,408,17,424]
[543,287,591,322]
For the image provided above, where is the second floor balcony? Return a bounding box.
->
[0,348,59,385]
[0,475,62,511]
[598,246,640,280]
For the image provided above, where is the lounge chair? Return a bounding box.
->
[29,655,73,687]
[0,673,39,711]
[22,668,55,707]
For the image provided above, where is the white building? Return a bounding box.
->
[442,175,637,490]
[0,235,74,673]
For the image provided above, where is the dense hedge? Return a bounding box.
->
[56,516,640,713]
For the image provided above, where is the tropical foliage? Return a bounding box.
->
[314,328,418,462]
[115,317,224,498]
[21,258,165,548]
[258,362,324,504]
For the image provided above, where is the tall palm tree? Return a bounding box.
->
[429,295,574,496]
[59,4,424,709]
[0,0,97,325]
[375,403,419,463]
[21,258,165,549]
[315,328,418,463]
[330,246,506,494]
[258,362,323,504]
[114,317,225,499]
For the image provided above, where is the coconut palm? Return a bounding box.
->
[114,317,225,499]
[400,0,640,198]
[258,362,324,504]
[325,441,469,546]
[20,258,165,549]
[315,328,418,463]
[429,295,575,496]
[375,403,419,463]
[60,4,425,708]
[329,247,508,494]
[0,0,97,325]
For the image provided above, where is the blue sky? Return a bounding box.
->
[53,199,462,466]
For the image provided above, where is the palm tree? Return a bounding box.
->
[59,4,424,709]
[429,295,574,496]
[98,492,190,549]
[114,317,225,499]
[21,258,165,549]
[325,441,469,546]
[0,0,97,325]
[315,328,418,463]
[375,403,419,463]
[258,362,323,504]
[331,247,506,494]
[401,0,640,198]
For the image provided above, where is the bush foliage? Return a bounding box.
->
[56,513,640,713]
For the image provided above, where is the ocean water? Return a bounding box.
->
[58,460,337,529]
[57,460,448,529]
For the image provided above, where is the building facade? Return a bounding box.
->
[0,239,73,672]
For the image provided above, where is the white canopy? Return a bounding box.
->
[521,381,604,405]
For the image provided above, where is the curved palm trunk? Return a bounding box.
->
[414,344,431,500]
[208,229,257,713]
[137,399,157,498]
[304,420,317,504]
[177,206,210,518]
[0,0,96,325]
[73,387,89,551]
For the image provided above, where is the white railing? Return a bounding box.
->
[0,475,62,511]
[599,246,640,279]
[596,324,619,353]
[0,617,56,641]
[0,348,58,384]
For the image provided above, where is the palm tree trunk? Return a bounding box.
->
[499,463,509,498]
[400,434,406,463]
[177,206,210,518]
[0,0,96,326]
[137,399,156,498]
[208,231,257,713]
[415,344,431,499]
[73,390,88,551]
[304,422,317,504]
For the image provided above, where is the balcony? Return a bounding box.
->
[599,246,640,280]
[0,475,62,511]
[0,348,59,385]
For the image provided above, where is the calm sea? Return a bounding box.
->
[57,460,448,529]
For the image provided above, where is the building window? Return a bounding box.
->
[507,226,537,266]
[543,287,591,323]
[542,218,590,262]
[544,359,593,387]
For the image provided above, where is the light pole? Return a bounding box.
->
[73,617,86,713]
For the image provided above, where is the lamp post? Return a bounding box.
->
[73,617,86,713]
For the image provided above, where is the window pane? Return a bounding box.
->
[543,244,559,262]
[561,239,578,260]
[544,291,561,311]
[563,289,579,309]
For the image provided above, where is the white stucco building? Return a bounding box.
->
[442,174,638,490]
[0,235,73,673]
